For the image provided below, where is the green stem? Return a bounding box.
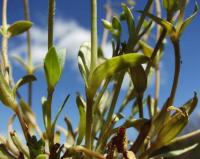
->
[85,96,93,150]
[169,39,181,105]
[23,0,33,107]
[90,0,98,71]
[1,0,9,84]
[46,89,54,148]
[48,0,55,49]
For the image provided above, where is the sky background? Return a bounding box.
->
[0,0,200,141]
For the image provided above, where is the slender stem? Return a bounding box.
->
[48,0,55,49]
[145,29,167,75]
[169,39,181,105]
[23,0,33,107]
[90,0,98,71]
[1,0,9,84]
[136,0,153,33]
[46,89,54,148]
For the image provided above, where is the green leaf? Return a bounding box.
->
[150,143,198,158]
[76,95,86,145]
[13,75,36,96]
[138,11,175,34]
[178,2,199,37]
[78,42,91,87]
[35,154,48,159]
[44,46,66,89]
[51,95,70,133]
[88,53,149,98]
[156,111,188,146]
[181,92,198,115]
[121,3,136,46]
[8,20,32,38]
[102,19,112,30]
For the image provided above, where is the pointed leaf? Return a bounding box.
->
[76,95,86,145]
[13,75,36,96]
[138,11,175,34]
[8,21,32,38]
[178,2,199,37]
[88,53,149,98]
[52,95,70,132]
[181,92,198,115]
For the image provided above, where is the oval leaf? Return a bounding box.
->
[88,53,149,98]
[44,46,66,89]
[8,20,32,38]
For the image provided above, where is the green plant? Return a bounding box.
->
[0,0,199,159]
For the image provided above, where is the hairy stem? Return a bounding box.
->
[1,0,9,84]
[90,0,98,71]
[48,0,55,49]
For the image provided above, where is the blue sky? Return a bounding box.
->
[0,0,200,140]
